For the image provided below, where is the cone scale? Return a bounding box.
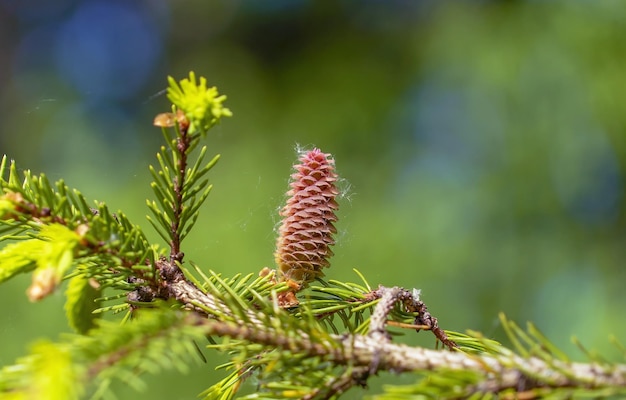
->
[274,148,339,287]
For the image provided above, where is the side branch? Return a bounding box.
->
[347,335,626,393]
[155,259,265,326]
[153,267,626,396]
[192,314,626,396]
[370,285,458,350]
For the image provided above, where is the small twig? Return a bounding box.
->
[371,286,458,350]
[4,192,68,226]
[155,258,269,327]
[169,122,191,263]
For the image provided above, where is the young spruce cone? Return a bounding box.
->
[274,148,339,287]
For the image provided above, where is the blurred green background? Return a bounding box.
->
[1,1,626,398]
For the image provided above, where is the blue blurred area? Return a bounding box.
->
[1,1,626,398]
[2,0,168,189]
[54,1,163,100]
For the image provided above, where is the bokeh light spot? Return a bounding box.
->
[54,0,162,100]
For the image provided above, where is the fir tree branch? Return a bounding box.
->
[3,73,625,400]
[192,312,626,398]
[147,260,626,398]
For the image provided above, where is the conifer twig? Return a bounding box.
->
[156,257,266,326]
[190,314,626,396]
[169,116,191,263]
[370,285,458,350]
[4,73,626,400]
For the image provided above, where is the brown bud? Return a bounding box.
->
[153,109,189,130]
[27,268,57,302]
[274,148,339,287]
[0,191,24,220]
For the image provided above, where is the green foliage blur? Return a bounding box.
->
[1,1,626,398]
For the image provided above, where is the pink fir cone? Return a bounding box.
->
[274,148,339,289]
